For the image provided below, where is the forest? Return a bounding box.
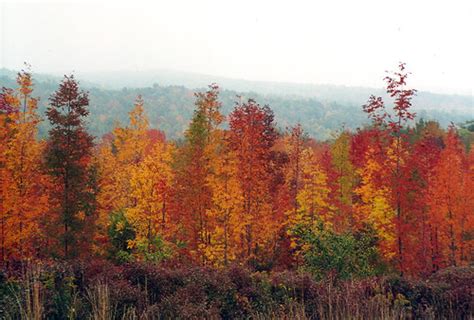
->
[0,63,473,319]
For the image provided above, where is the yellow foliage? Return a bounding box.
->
[204,130,243,265]
[287,147,332,250]
[127,141,174,242]
[355,146,396,259]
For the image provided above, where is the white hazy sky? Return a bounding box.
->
[1,0,473,94]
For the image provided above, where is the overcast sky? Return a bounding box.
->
[1,0,473,95]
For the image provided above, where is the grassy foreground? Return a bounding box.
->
[0,261,472,319]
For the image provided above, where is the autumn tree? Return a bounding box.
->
[45,75,96,259]
[404,125,443,274]
[205,131,243,265]
[95,96,150,229]
[114,95,150,165]
[290,148,332,230]
[94,95,178,261]
[2,69,50,260]
[0,87,19,261]
[362,62,416,274]
[228,98,278,262]
[127,139,174,255]
[464,148,474,263]
[354,144,395,260]
[284,124,306,220]
[174,84,223,263]
[428,127,473,268]
[0,68,51,261]
[330,130,355,231]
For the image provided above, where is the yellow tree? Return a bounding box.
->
[204,131,243,266]
[355,145,396,260]
[1,70,49,260]
[95,96,150,252]
[115,95,149,165]
[330,130,355,231]
[290,148,332,230]
[285,147,332,261]
[126,140,174,251]
[102,95,149,209]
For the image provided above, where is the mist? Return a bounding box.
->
[1,0,473,95]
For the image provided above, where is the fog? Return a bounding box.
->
[1,0,473,95]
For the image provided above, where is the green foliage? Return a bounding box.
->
[47,273,78,319]
[459,120,474,150]
[185,107,209,149]
[133,236,174,263]
[108,211,180,265]
[294,222,385,279]
[108,210,135,264]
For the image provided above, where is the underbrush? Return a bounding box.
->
[0,261,472,319]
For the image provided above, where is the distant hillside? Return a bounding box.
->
[0,68,472,140]
[78,69,473,112]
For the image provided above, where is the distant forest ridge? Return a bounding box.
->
[0,68,472,140]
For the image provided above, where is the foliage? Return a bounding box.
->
[129,235,174,263]
[293,221,385,279]
[0,68,50,261]
[228,98,279,261]
[107,209,135,263]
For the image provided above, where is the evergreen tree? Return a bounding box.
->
[45,75,96,259]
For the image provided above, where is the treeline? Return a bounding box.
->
[1,68,472,141]
[0,64,473,278]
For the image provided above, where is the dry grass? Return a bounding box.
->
[87,281,116,320]
[8,264,44,320]
[1,263,471,319]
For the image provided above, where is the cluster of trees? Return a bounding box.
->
[0,64,472,277]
